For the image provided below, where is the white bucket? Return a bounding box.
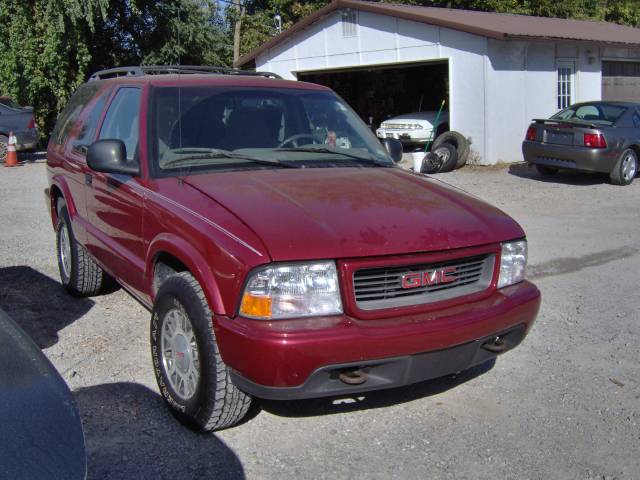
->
[411,151,425,172]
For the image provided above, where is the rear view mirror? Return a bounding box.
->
[382,138,403,163]
[87,139,139,176]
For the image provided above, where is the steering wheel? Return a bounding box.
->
[277,133,316,148]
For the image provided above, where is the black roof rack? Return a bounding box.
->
[88,65,282,81]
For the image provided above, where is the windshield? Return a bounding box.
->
[551,103,627,126]
[151,86,392,175]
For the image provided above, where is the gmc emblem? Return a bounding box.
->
[401,267,458,289]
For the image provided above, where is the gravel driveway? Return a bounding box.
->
[1,160,638,480]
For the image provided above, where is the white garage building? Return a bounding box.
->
[236,0,640,164]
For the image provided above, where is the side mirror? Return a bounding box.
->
[87,139,139,176]
[382,138,403,163]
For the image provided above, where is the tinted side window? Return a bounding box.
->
[70,88,111,155]
[51,84,101,145]
[99,87,142,161]
[633,111,640,129]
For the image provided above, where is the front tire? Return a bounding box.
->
[56,200,109,296]
[610,149,637,186]
[150,272,252,432]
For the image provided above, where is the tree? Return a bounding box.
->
[0,0,230,143]
[0,0,108,140]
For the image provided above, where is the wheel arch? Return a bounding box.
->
[147,234,225,315]
[48,178,77,228]
[626,144,640,159]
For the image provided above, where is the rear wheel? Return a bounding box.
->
[535,165,559,176]
[610,149,637,186]
[151,272,252,432]
[56,199,110,296]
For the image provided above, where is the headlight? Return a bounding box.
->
[497,240,527,288]
[239,262,343,319]
[412,124,424,130]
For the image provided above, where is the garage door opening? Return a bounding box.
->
[602,61,640,102]
[297,61,449,134]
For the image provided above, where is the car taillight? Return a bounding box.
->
[584,133,607,149]
[27,117,35,129]
[525,126,537,142]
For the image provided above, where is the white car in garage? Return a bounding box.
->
[376,111,449,147]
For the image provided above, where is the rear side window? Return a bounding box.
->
[70,88,111,154]
[51,84,101,146]
[99,87,142,161]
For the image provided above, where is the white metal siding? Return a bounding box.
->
[256,9,610,164]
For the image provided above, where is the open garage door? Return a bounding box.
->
[602,61,640,102]
[297,61,449,131]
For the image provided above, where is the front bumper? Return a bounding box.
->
[522,140,619,173]
[215,280,540,399]
[14,129,38,151]
[376,129,433,145]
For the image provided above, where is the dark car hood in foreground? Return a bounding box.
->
[185,167,524,261]
[0,309,86,480]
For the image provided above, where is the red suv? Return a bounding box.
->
[45,66,540,431]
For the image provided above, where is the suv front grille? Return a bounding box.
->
[353,254,494,311]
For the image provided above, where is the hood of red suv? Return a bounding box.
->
[185,167,524,261]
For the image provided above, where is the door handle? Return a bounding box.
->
[84,173,93,186]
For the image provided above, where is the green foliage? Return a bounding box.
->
[0,0,230,143]
[0,0,108,140]
[1,0,638,143]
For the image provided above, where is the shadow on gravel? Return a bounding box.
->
[260,359,495,418]
[508,162,609,186]
[0,266,94,349]
[74,382,245,480]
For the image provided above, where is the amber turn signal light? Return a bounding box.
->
[240,293,272,319]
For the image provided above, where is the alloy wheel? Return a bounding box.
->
[58,223,72,279]
[161,307,200,401]
[622,153,637,182]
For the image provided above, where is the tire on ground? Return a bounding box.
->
[150,272,252,432]
[609,148,637,186]
[430,142,458,173]
[56,199,110,296]
[432,131,469,169]
[420,152,443,174]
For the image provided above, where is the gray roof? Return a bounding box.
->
[236,0,640,67]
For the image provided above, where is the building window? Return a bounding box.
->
[341,9,357,37]
[557,61,575,110]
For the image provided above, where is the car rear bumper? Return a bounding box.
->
[14,129,38,151]
[214,280,540,399]
[522,141,619,173]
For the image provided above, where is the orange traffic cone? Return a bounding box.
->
[4,132,18,167]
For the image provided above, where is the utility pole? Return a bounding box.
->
[233,0,244,64]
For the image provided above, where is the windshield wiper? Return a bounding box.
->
[162,150,299,169]
[274,146,392,167]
